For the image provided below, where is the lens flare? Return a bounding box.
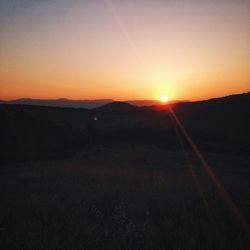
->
[160,95,169,103]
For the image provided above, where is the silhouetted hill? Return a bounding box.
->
[171,92,250,153]
[129,99,189,106]
[0,98,113,109]
[0,92,249,162]
[0,98,189,108]
[170,92,250,112]
[95,101,138,114]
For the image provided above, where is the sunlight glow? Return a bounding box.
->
[0,0,249,100]
[160,95,169,103]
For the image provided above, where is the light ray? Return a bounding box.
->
[168,105,249,232]
[104,0,143,63]
[168,111,221,236]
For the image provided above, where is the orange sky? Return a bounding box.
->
[0,0,250,101]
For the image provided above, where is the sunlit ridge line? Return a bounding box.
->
[168,106,249,232]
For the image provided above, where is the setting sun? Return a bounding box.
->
[160,95,169,103]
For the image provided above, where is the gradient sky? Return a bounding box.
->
[0,0,250,101]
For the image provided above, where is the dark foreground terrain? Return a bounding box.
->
[1,92,250,164]
[0,146,250,250]
[0,92,250,249]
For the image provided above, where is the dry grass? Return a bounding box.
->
[0,146,249,249]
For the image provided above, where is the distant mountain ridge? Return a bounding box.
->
[0,91,250,162]
[1,92,249,109]
[0,98,113,109]
[0,98,188,109]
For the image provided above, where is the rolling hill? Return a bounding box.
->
[0,92,249,162]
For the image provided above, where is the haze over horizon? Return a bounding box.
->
[1,0,250,101]
[0,90,249,103]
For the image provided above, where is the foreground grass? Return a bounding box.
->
[0,146,249,249]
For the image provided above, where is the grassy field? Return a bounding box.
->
[0,146,249,249]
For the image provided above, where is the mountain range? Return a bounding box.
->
[0,98,186,109]
[0,91,249,163]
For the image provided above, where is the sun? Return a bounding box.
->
[160,95,169,103]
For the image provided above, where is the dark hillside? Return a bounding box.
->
[0,92,249,162]
[172,92,250,154]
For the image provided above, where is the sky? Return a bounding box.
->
[0,0,250,101]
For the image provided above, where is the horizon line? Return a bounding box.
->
[0,91,249,104]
